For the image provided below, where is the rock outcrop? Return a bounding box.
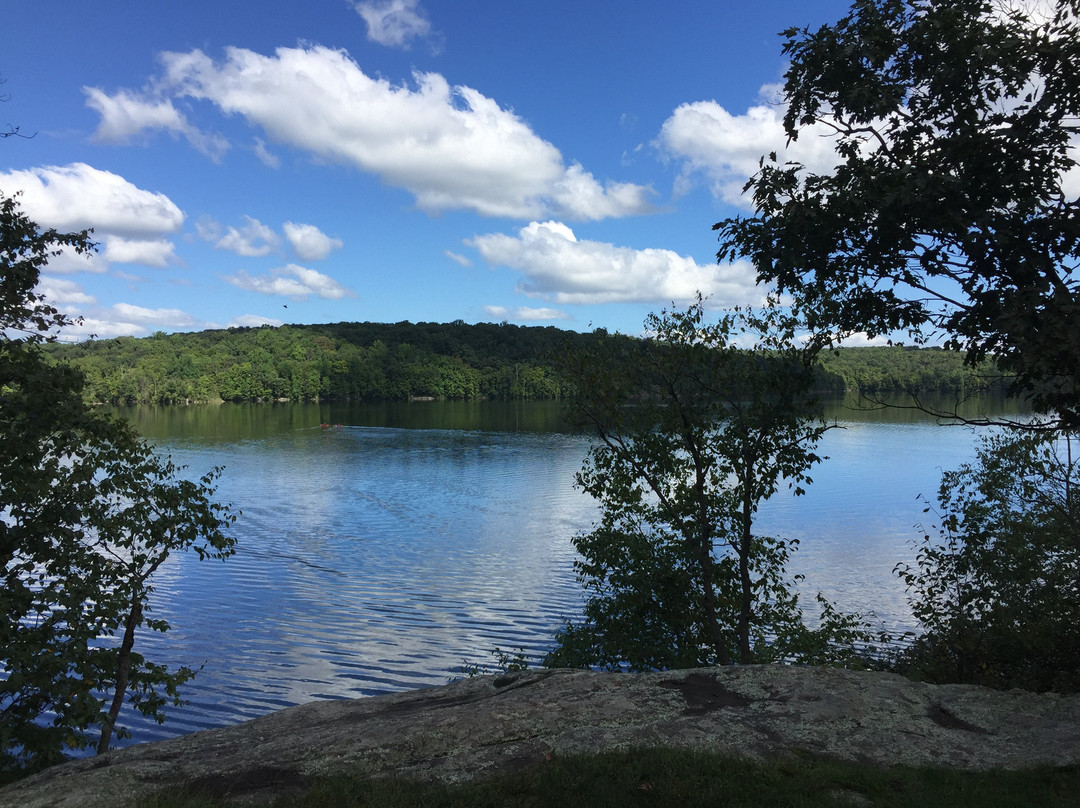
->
[4,665,1080,807]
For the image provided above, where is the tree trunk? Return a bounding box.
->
[97,597,142,755]
[737,478,754,665]
[699,538,731,666]
[689,442,730,667]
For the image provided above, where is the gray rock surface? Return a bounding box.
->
[4,665,1079,807]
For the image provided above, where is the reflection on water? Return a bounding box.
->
[104,396,1014,747]
[125,423,595,743]
[112,399,577,441]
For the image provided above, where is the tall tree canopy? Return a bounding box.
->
[545,301,870,671]
[715,0,1080,425]
[1,193,236,778]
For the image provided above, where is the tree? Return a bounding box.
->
[715,0,1080,426]
[0,194,91,338]
[895,428,1080,691]
[0,76,31,141]
[1,193,237,778]
[545,300,871,671]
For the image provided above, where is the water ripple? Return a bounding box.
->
[104,416,981,750]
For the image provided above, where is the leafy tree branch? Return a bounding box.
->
[1,193,237,779]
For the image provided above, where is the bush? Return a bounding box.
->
[895,429,1080,691]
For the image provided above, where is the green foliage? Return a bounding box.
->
[895,429,1080,691]
[0,192,94,340]
[44,316,1000,407]
[545,299,873,671]
[457,647,531,679]
[1,193,237,778]
[44,321,591,405]
[817,346,1000,396]
[715,0,1080,426]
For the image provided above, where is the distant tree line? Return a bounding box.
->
[42,320,1002,406]
[816,344,1001,396]
[44,321,577,404]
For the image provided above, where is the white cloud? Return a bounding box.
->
[831,331,895,347]
[253,137,280,168]
[111,302,198,328]
[551,163,657,220]
[657,88,839,208]
[353,0,431,48]
[84,86,230,161]
[41,244,109,275]
[57,304,200,339]
[36,277,96,306]
[225,264,357,301]
[83,87,184,138]
[283,222,343,261]
[444,250,472,267]
[91,45,652,220]
[103,236,177,267]
[518,306,571,321]
[229,314,285,328]
[194,216,221,242]
[60,318,146,339]
[0,163,185,237]
[661,74,1080,212]
[1063,135,1080,199]
[205,215,280,256]
[484,304,570,322]
[993,0,1066,25]
[470,221,760,306]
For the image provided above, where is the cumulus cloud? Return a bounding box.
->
[84,88,185,139]
[353,0,431,48]
[36,277,96,306]
[60,318,146,340]
[225,264,357,301]
[0,163,185,237]
[283,222,343,261]
[88,45,652,220]
[551,163,657,220]
[52,302,203,340]
[103,236,177,267]
[832,331,895,348]
[229,314,285,328]
[483,304,571,322]
[470,221,760,306]
[660,74,1080,211]
[40,244,109,275]
[519,306,571,321]
[84,87,230,161]
[200,215,280,256]
[111,302,198,328]
[657,87,839,208]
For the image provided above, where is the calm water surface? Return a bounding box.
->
[108,397,1020,746]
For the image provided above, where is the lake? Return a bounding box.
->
[106,396,1022,747]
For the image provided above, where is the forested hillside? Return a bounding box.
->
[818,344,999,395]
[43,320,999,405]
[44,321,599,404]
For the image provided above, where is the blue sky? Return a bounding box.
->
[2,0,858,340]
